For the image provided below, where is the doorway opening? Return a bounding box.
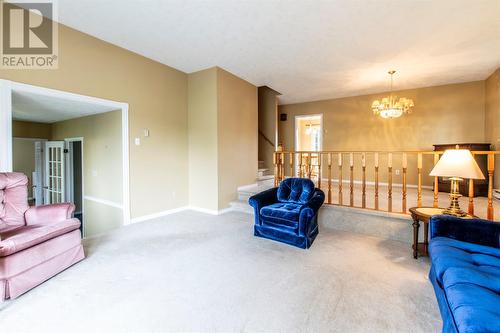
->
[294,114,323,178]
[66,138,84,234]
[2,80,130,237]
[295,114,323,152]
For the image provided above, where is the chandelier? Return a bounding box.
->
[371,70,414,119]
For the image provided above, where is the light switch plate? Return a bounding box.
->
[135,137,141,146]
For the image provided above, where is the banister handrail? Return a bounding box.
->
[277,150,500,154]
[272,149,499,220]
[258,130,275,148]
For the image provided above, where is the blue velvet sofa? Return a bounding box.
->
[429,215,500,333]
[248,178,325,249]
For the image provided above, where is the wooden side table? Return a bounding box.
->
[409,207,474,259]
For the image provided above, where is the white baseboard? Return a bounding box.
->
[130,205,235,224]
[186,206,233,215]
[130,206,190,224]
[84,196,123,209]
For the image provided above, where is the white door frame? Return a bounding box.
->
[44,140,66,204]
[0,79,131,225]
[294,114,323,177]
[294,114,323,152]
[65,137,85,236]
[64,137,84,205]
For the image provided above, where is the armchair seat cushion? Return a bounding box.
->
[0,218,80,257]
[261,202,302,221]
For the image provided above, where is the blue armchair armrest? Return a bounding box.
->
[299,189,325,235]
[430,215,500,248]
[299,189,325,216]
[248,187,279,220]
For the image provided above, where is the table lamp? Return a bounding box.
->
[429,147,485,217]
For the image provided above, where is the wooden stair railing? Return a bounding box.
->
[258,130,275,148]
[273,150,499,220]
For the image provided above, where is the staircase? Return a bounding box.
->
[230,161,274,213]
[257,160,273,181]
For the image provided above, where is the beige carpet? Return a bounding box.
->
[0,211,441,332]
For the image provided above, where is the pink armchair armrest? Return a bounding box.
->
[25,203,75,226]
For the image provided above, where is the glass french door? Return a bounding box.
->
[44,141,66,204]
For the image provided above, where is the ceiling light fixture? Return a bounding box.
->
[371,70,414,119]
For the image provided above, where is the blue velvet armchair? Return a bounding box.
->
[428,215,500,333]
[248,178,325,249]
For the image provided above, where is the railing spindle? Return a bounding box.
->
[361,153,366,208]
[374,153,379,210]
[402,153,407,213]
[338,153,343,205]
[388,153,392,212]
[279,151,285,182]
[273,152,279,187]
[299,153,304,178]
[349,153,354,207]
[307,153,312,179]
[433,153,439,208]
[317,153,322,189]
[487,153,494,220]
[468,179,474,216]
[417,153,422,207]
[327,153,332,204]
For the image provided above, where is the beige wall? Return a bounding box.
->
[187,68,219,211]
[280,81,485,151]
[12,138,38,198]
[279,81,486,186]
[258,86,279,170]
[51,110,122,236]
[84,200,123,237]
[217,68,258,209]
[187,67,257,211]
[12,121,51,200]
[13,120,52,139]
[1,22,188,219]
[485,67,500,189]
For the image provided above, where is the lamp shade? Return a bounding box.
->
[430,149,485,180]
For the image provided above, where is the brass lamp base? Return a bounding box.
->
[443,177,467,217]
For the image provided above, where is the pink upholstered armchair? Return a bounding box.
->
[0,172,85,300]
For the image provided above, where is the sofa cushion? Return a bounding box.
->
[0,218,81,257]
[0,173,29,233]
[429,237,500,332]
[429,237,500,285]
[442,266,500,333]
[277,178,315,204]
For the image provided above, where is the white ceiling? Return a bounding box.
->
[56,0,500,104]
[12,90,116,123]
